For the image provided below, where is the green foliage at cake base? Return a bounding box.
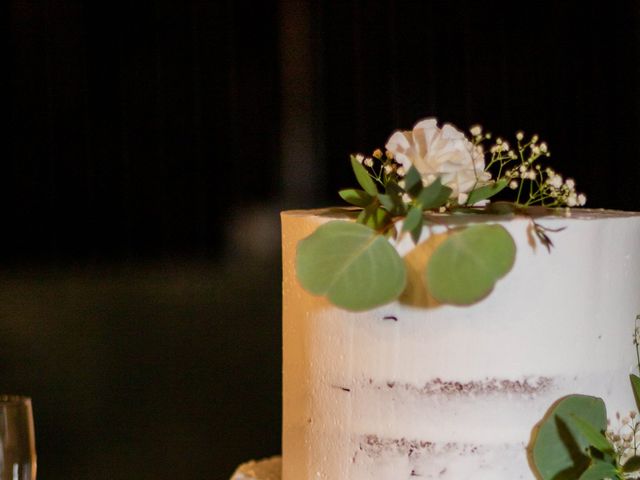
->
[529,326,640,480]
[529,395,615,479]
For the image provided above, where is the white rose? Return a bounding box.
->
[385,118,491,198]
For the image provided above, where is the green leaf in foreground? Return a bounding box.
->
[467,178,509,205]
[296,221,406,311]
[425,224,516,305]
[350,156,378,196]
[529,394,608,480]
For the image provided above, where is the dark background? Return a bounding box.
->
[4,0,640,478]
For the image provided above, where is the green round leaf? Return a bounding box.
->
[425,224,516,305]
[296,221,406,311]
[529,394,608,480]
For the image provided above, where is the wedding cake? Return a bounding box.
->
[281,208,640,479]
[231,119,640,480]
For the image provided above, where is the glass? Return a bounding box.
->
[0,396,36,480]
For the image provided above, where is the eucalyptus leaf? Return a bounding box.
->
[425,224,516,305]
[386,180,403,197]
[296,221,406,311]
[467,178,509,205]
[403,166,423,196]
[409,219,423,244]
[578,460,619,480]
[377,193,393,211]
[485,201,519,215]
[402,206,424,244]
[623,456,640,473]
[630,374,640,412]
[386,181,408,215]
[357,204,389,231]
[377,193,400,214]
[402,206,423,233]
[416,178,452,210]
[350,156,378,196]
[529,395,608,480]
[448,206,492,215]
[569,414,615,454]
[339,188,372,207]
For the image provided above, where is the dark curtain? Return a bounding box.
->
[7,0,280,263]
[316,1,640,210]
[6,0,640,263]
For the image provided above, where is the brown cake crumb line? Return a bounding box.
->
[365,376,553,396]
[358,434,489,458]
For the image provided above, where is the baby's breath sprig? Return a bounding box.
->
[469,126,586,209]
[602,318,640,473]
[607,411,640,467]
[354,149,402,189]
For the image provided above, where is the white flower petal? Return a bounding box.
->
[384,118,490,198]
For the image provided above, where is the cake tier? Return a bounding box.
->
[281,208,640,480]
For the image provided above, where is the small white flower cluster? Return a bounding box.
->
[607,411,640,465]
[470,126,586,208]
[354,153,374,168]
[541,168,586,207]
[355,148,407,186]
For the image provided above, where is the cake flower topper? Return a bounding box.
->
[296,118,586,311]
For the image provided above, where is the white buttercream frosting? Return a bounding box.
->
[281,208,640,480]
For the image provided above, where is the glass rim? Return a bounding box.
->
[0,395,31,406]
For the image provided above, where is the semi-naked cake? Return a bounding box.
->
[281,208,640,480]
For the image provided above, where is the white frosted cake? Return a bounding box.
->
[281,208,640,480]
